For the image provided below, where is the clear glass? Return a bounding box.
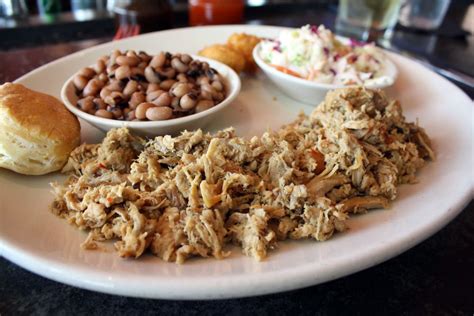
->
[71,0,105,20]
[335,0,402,42]
[0,0,28,17]
[37,0,61,15]
[398,0,451,30]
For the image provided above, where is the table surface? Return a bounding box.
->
[0,6,473,315]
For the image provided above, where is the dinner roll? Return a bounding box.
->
[0,83,80,175]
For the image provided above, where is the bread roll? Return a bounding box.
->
[0,83,81,175]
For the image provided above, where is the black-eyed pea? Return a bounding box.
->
[195,100,214,113]
[152,93,172,107]
[95,59,106,73]
[135,102,155,120]
[83,79,103,97]
[131,67,145,79]
[171,58,188,73]
[200,90,213,100]
[139,82,148,91]
[109,50,121,66]
[180,93,197,110]
[126,110,136,121]
[180,54,192,64]
[138,51,151,62]
[171,96,180,109]
[107,80,123,92]
[97,73,108,83]
[213,92,225,102]
[115,65,131,81]
[77,96,94,112]
[211,80,223,91]
[156,67,176,79]
[188,82,198,91]
[189,59,201,69]
[93,98,107,110]
[146,89,165,103]
[201,62,210,70]
[123,80,138,97]
[144,66,160,83]
[110,108,123,119]
[214,73,224,82]
[100,87,112,100]
[145,106,173,121]
[106,64,119,76]
[116,55,140,67]
[201,83,214,94]
[95,109,114,119]
[78,67,96,79]
[147,83,161,94]
[176,73,188,83]
[160,79,176,90]
[73,75,88,91]
[150,52,166,69]
[104,91,125,106]
[205,68,218,80]
[197,76,210,85]
[170,83,190,98]
[129,92,146,109]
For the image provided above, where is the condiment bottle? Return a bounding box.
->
[189,0,244,26]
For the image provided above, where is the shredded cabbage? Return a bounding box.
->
[260,25,393,86]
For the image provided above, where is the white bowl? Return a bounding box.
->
[252,41,398,105]
[61,55,241,136]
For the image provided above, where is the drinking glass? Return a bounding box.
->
[0,0,28,17]
[335,0,402,42]
[71,0,106,19]
[398,0,451,30]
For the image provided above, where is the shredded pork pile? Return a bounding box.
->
[51,87,434,263]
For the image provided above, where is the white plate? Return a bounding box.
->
[0,25,472,300]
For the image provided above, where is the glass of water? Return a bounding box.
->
[335,0,402,42]
[398,0,451,30]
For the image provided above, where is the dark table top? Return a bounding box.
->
[0,4,473,315]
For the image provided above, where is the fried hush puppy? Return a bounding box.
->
[227,33,261,72]
[199,44,246,73]
[198,33,261,74]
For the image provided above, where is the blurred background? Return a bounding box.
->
[0,0,473,92]
[0,0,472,48]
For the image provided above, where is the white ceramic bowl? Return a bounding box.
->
[252,41,398,105]
[61,55,241,136]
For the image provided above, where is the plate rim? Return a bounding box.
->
[1,24,473,300]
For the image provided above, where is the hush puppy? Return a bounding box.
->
[227,33,261,72]
[199,44,246,73]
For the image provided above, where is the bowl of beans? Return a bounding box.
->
[61,50,241,136]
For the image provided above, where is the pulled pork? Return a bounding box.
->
[51,87,434,263]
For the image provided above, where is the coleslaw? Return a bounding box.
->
[259,25,393,86]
